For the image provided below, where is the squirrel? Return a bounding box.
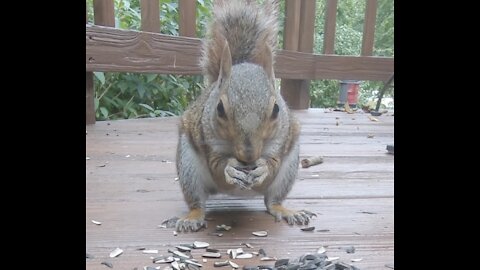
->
[175,0,314,232]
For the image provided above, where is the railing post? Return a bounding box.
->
[323,0,338,54]
[179,0,197,37]
[361,0,377,56]
[87,0,115,125]
[280,0,316,110]
[141,0,160,33]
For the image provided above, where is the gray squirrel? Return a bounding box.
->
[175,0,313,232]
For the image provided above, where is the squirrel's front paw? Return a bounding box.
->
[268,204,316,225]
[246,162,269,187]
[175,208,206,232]
[225,159,249,188]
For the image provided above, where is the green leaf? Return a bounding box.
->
[94,97,99,111]
[139,103,154,112]
[146,74,157,83]
[94,72,105,85]
[137,84,146,98]
[100,107,108,119]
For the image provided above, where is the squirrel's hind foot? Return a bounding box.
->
[268,204,316,225]
[175,208,206,232]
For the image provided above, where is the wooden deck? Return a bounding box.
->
[86,108,394,270]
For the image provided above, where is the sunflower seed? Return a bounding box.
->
[241,243,254,248]
[171,261,180,270]
[208,232,223,237]
[351,258,363,262]
[236,253,253,259]
[202,259,207,263]
[193,241,210,249]
[154,256,174,264]
[316,229,330,232]
[206,248,219,253]
[229,260,239,268]
[185,259,202,267]
[301,226,315,231]
[252,231,268,237]
[109,248,123,258]
[176,245,191,252]
[326,257,339,262]
[143,250,159,254]
[202,252,221,258]
[101,261,113,268]
[173,231,178,236]
[172,250,191,259]
[317,246,326,254]
[213,260,229,267]
[91,220,102,225]
[260,256,277,261]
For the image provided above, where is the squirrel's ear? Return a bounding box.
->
[218,40,232,88]
[253,45,275,87]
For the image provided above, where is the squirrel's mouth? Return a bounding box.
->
[236,164,257,173]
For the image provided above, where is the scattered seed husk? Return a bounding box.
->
[301,156,324,168]
[226,260,238,268]
[236,248,244,254]
[258,248,267,256]
[260,256,277,261]
[202,252,221,258]
[109,247,123,258]
[317,246,326,254]
[367,134,374,138]
[316,229,330,232]
[368,115,379,122]
[173,250,192,259]
[252,251,259,256]
[154,256,174,264]
[214,260,229,267]
[143,250,159,254]
[228,249,237,259]
[173,231,178,236]
[202,259,207,263]
[274,259,289,267]
[301,226,315,231]
[351,258,363,262]
[252,231,268,237]
[345,246,355,253]
[241,242,254,248]
[159,217,180,228]
[171,261,180,270]
[125,155,131,158]
[193,241,210,249]
[216,224,232,231]
[101,261,113,268]
[236,253,253,259]
[144,267,157,270]
[385,263,394,269]
[258,266,274,270]
[208,232,224,237]
[358,211,376,214]
[326,257,339,262]
[137,247,146,250]
[91,219,102,225]
[185,259,202,267]
[86,252,94,259]
[176,245,191,252]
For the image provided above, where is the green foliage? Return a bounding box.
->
[310,0,394,108]
[87,0,393,119]
[87,0,211,120]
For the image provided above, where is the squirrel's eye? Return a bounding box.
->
[271,103,279,119]
[217,100,227,119]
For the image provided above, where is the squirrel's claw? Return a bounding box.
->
[175,208,206,232]
[268,204,313,226]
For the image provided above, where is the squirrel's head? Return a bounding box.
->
[212,40,282,164]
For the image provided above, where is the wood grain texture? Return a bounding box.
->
[86,109,394,270]
[361,0,378,56]
[283,0,301,51]
[323,0,338,54]
[178,0,196,37]
[86,25,393,81]
[140,0,160,33]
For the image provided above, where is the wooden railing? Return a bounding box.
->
[86,0,394,124]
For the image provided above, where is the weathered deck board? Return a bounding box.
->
[86,108,394,269]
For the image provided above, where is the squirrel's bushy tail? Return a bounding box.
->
[201,0,279,84]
